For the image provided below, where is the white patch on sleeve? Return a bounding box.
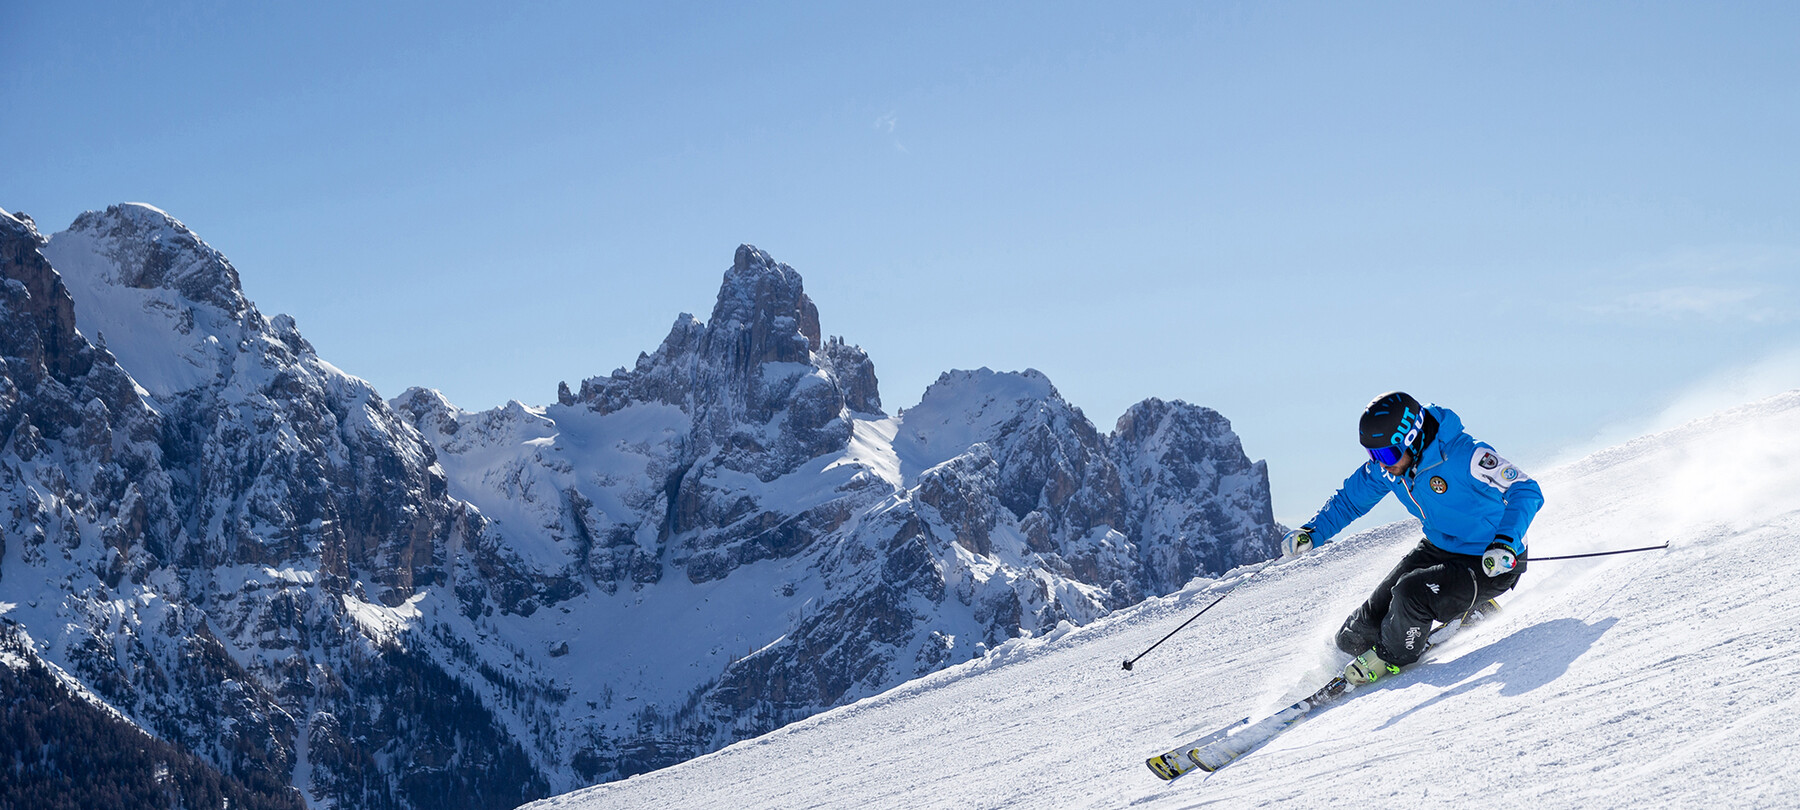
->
[1471,446,1530,491]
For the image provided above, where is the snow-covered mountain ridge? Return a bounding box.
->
[4,203,531,809]
[383,244,1284,784]
[532,389,1800,809]
[1,203,1282,807]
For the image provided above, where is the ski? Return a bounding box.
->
[1145,675,1352,780]
[1145,598,1500,782]
[1144,717,1250,780]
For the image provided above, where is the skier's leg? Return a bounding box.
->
[1335,610,1380,656]
[1336,541,1437,656]
[1376,562,1479,666]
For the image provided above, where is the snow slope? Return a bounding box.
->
[42,203,253,399]
[529,390,1800,809]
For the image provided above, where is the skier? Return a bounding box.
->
[1281,392,1544,685]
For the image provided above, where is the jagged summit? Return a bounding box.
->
[41,205,274,398]
[1,207,41,238]
[711,244,822,354]
[563,244,881,474]
[57,203,251,318]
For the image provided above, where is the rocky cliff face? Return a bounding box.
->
[45,204,466,598]
[1112,397,1282,595]
[2,205,1281,802]
[3,205,544,810]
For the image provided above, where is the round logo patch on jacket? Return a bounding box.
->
[1471,446,1532,491]
[1430,476,1448,494]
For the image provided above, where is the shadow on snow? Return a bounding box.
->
[1376,616,1619,731]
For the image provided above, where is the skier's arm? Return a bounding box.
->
[1470,444,1543,555]
[1302,463,1390,544]
[1493,477,1543,554]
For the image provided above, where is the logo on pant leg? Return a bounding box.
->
[1405,625,1422,650]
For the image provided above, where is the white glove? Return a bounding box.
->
[1481,539,1517,577]
[1281,528,1314,559]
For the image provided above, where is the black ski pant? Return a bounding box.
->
[1334,539,1525,666]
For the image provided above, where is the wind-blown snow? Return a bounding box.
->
[529,390,1800,809]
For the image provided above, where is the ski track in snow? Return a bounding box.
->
[527,391,1800,810]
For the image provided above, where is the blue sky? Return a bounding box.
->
[6,1,1799,526]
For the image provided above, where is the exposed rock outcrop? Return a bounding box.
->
[2,208,1280,801]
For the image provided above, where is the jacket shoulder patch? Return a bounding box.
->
[1472,446,1530,491]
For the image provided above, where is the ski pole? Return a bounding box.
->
[1122,561,1274,671]
[1526,542,1669,561]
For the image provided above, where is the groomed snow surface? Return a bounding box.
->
[530,391,1800,810]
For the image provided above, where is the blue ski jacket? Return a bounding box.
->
[1302,405,1543,557]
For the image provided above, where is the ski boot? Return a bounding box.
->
[1344,649,1400,685]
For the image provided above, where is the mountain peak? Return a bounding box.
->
[710,244,821,355]
[55,203,251,319]
[1,208,44,243]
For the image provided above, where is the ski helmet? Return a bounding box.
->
[1359,392,1426,464]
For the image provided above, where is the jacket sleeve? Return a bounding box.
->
[1303,463,1391,544]
[1468,443,1544,555]
[1494,477,1544,554]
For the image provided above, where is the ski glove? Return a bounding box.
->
[1481,538,1517,577]
[1281,528,1314,559]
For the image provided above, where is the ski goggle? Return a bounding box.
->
[1366,444,1407,466]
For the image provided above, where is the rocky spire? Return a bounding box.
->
[705,244,822,364]
[566,244,882,479]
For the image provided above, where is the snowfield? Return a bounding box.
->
[529,390,1800,809]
